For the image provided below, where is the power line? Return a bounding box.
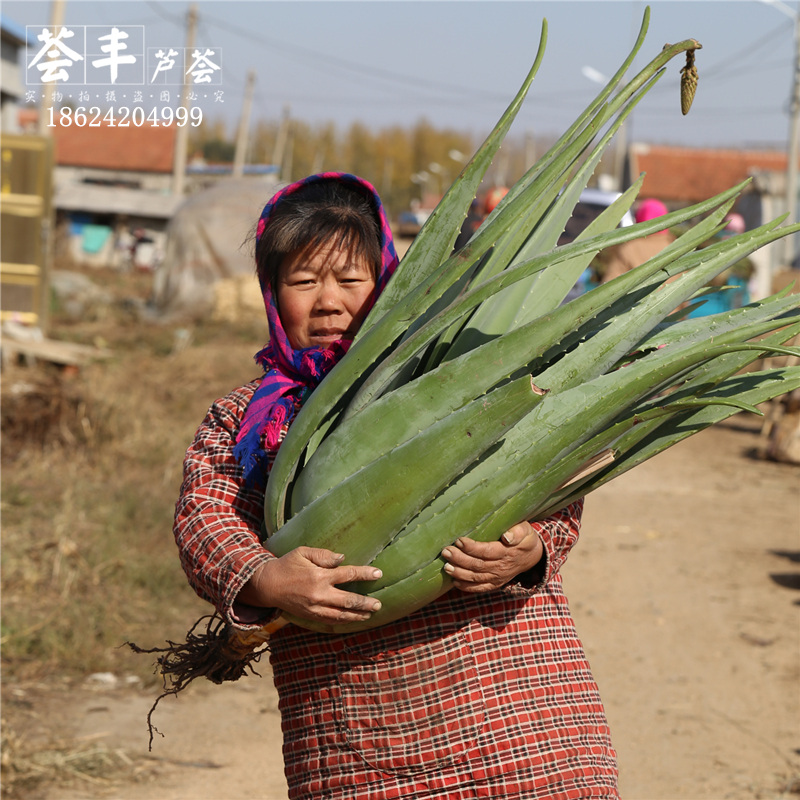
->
[144,1,185,29]
[195,9,512,104]
[699,18,793,79]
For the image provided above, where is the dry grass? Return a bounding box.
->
[3,267,265,669]
[1,721,136,798]
[1,265,268,791]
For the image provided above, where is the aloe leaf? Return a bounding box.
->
[290,365,549,513]
[293,348,554,508]
[443,95,654,361]
[537,364,800,517]
[532,220,798,392]
[623,292,800,357]
[536,319,800,514]
[469,3,651,255]
[344,186,750,416]
[266,373,541,560]
[353,335,795,591]
[451,66,658,300]
[504,176,647,333]
[359,21,549,333]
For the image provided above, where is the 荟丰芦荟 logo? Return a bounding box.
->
[26,24,222,127]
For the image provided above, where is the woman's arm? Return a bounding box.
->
[175,382,383,629]
[174,382,280,629]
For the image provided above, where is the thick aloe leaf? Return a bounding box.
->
[266,374,541,561]
[290,364,549,513]
[536,364,800,518]
[427,324,800,528]
[353,335,798,591]
[307,363,800,636]
[534,319,800,515]
[292,344,553,507]
[443,94,653,361]
[620,290,800,359]
[342,186,749,416]
[504,177,646,333]
[532,220,797,391]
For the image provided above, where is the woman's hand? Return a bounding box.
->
[239,547,383,624]
[441,522,544,593]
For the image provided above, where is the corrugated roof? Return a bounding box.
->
[52,122,177,174]
[629,144,788,204]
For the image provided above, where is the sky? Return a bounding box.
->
[5,0,799,152]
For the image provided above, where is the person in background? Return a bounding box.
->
[596,197,675,284]
[453,185,509,251]
[686,212,753,317]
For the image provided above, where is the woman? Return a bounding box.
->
[174,173,618,798]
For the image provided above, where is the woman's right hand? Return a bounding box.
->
[238,547,383,624]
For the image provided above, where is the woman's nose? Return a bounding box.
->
[315,278,343,311]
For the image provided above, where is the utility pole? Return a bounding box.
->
[283,127,294,184]
[272,104,291,182]
[232,70,256,178]
[39,0,65,135]
[171,3,197,197]
[784,7,800,266]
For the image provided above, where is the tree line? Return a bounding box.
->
[189,114,544,219]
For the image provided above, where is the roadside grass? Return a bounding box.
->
[2,282,263,681]
[1,266,267,794]
[1,723,138,799]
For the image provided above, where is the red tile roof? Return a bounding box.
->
[629,144,788,204]
[52,121,177,173]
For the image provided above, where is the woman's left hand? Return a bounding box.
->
[441,522,544,593]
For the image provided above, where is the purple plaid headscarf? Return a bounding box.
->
[233,173,399,487]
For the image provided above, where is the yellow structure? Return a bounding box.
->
[1,133,54,328]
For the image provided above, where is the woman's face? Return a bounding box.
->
[276,242,377,350]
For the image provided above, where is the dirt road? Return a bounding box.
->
[28,417,800,799]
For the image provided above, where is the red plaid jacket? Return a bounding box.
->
[174,381,619,799]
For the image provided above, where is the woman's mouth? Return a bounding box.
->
[310,329,351,343]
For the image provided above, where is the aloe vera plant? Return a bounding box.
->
[134,11,799,698]
[258,7,800,635]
